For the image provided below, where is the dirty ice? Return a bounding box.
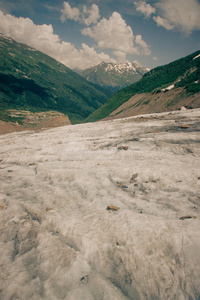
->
[0,109,200,300]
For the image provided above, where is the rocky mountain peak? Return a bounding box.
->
[78,61,149,91]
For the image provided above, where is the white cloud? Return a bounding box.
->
[82,12,135,53]
[0,10,114,69]
[60,2,80,23]
[82,12,151,61]
[82,4,100,26]
[113,50,127,63]
[134,0,200,34]
[135,34,151,55]
[133,59,142,66]
[153,16,174,31]
[134,0,174,31]
[156,0,200,34]
[153,56,159,61]
[60,2,100,26]
[134,1,156,18]
[77,43,116,66]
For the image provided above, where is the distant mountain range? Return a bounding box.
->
[86,51,200,122]
[0,34,109,124]
[76,62,149,92]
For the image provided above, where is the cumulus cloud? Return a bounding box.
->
[82,12,151,61]
[134,0,200,34]
[60,2,100,25]
[76,43,116,66]
[156,0,200,34]
[83,4,100,26]
[153,16,174,31]
[133,59,142,66]
[60,2,80,23]
[0,10,114,69]
[134,1,156,18]
[82,12,136,53]
[135,34,151,55]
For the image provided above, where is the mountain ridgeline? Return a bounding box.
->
[0,34,109,124]
[85,51,200,122]
[77,61,148,93]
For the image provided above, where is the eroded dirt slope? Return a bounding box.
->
[105,88,200,121]
[0,110,71,135]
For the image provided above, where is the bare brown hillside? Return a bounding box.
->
[104,87,200,120]
[0,110,71,135]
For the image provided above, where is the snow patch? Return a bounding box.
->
[27,47,37,51]
[161,84,174,91]
[104,63,139,74]
[193,54,200,60]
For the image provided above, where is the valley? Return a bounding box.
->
[1,33,199,128]
[0,2,200,299]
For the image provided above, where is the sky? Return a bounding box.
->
[0,0,200,70]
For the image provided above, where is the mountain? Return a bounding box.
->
[85,51,200,122]
[77,61,149,92]
[0,34,109,124]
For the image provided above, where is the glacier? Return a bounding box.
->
[0,108,200,300]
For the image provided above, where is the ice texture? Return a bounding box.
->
[0,109,200,300]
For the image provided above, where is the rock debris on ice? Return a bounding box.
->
[0,109,200,300]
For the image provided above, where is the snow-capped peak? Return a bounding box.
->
[78,61,149,90]
[101,62,147,74]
